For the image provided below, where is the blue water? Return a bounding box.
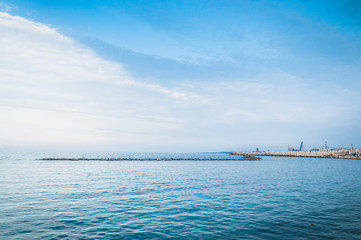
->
[1,152,361,239]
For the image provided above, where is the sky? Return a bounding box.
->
[0,0,361,152]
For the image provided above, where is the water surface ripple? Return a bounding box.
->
[1,152,361,239]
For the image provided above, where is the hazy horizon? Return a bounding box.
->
[1,0,361,152]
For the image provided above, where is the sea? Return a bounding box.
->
[1,152,361,239]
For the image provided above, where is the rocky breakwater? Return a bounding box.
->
[40,157,260,161]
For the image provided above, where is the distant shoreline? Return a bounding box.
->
[232,151,361,160]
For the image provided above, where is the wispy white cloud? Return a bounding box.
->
[0,2,16,12]
[0,12,206,150]
[1,12,360,151]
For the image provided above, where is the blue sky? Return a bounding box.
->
[0,0,361,151]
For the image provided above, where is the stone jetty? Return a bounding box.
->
[40,156,260,161]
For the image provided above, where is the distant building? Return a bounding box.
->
[356,149,361,157]
[288,147,294,151]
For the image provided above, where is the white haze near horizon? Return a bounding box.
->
[0,12,360,152]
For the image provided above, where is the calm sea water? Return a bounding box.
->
[1,152,361,239]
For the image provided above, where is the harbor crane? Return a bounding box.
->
[299,141,304,151]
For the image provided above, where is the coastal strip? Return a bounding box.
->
[40,156,261,161]
[232,150,361,160]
